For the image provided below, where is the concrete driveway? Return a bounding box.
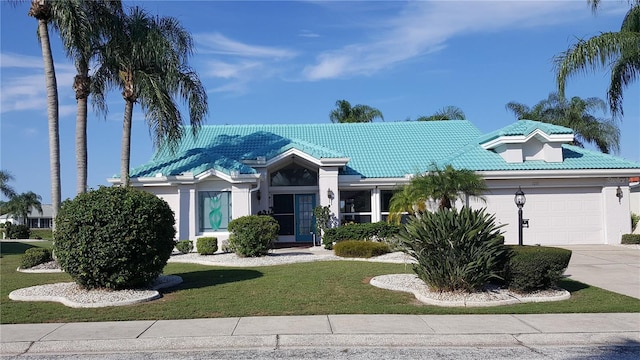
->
[560,245,640,299]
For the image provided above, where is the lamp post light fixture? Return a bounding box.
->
[514,187,526,246]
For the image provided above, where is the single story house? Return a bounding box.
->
[109,120,640,246]
[0,204,53,229]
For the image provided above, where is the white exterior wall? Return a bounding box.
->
[318,167,339,224]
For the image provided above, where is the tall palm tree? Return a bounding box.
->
[329,99,384,123]
[0,170,16,200]
[53,1,123,194]
[388,165,487,221]
[27,0,60,224]
[95,7,208,186]
[2,192,43,226]
[416,105,466,121]
[506,93,620,153]
[555,0,640,117]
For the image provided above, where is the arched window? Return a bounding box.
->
[270,164,318,186]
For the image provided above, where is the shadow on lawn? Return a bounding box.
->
[559,278,590,293]
[165,268,263,293]
[0,242,38,256]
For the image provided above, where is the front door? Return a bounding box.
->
[294,194,316,242]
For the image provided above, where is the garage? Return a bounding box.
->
[481,186,603,245]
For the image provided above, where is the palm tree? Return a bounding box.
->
[53,1,123,194]
[506,93,620,153]
[95,6,209,186]
[416,105,466,121]
[388,165,487,221]
[2,192,43,226]
[27,0,60,224]
[329,100,384,123]
[555,0,640,117]
[0,170,16,199]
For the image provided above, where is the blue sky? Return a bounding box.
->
[1,0,639,204]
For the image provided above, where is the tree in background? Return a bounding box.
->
[27,0,61,224]
[0,170,16,200]
[416,105,466,121]
[53,0,123,194]
[329,99,384,123]
[555,0,640,117]
[1,192,43,226]
[388,165,487,222]
[94,6,209,186]
[506,93,620,153]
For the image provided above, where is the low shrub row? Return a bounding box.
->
[334,240,391,258]
[503,245,572,293]
[175,240,193,254]
[4,223,30,239]
[621,234,640,244]
[323,222,401,249]
[20,248,52,269]
[197,237,218,255]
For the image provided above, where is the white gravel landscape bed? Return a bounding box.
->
[370,274,570,307]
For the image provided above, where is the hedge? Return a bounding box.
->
[333,240,391,258]
[505,245,572,293]
[323,222,401,249]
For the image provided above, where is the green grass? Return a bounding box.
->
[1,241,639,324]
[29,229,54,240]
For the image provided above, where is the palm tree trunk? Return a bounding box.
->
[120,100,134,187]
[74,74,89,194]
[37,17,61,230]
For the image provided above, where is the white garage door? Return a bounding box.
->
[478,187,603,245]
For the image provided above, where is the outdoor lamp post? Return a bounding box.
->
[514,187,526,246]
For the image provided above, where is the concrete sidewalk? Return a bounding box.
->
[1,313,639,356]
[561,245,640,299]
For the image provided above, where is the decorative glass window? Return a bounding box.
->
[340,190,372,224]
[270,164,318,186]
[199,191,232,231]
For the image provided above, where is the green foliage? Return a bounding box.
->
[20,248,52,269]
[30,229,53,240]
[313,205,331,236]
[631,213,639,232]
[323,222,401,250]
[5,223,30,239]
[53,186,176,290]
[329,99,384,123]
[196,237,218,255]
[334,240,391,258]
[621,234,640,244]
[505,245,572,293]
[228,215,279,257]
[175,240,193,254]
[399,207,507,293]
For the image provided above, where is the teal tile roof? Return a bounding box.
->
[476,120,573,145]
[129,120,640,179]
[130,121,482,178]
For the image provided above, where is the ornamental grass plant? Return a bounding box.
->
[399,207,507,293]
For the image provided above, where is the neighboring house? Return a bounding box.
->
[0,204,53,229]
[108,120,640,245]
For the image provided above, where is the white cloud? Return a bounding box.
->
[302,1,586,81]
[0,52,76,114]
[195,33,297,59]
[298,30,320,38]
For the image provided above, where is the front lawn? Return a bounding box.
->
[1,241,639,324]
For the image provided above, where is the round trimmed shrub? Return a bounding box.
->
[21,248,52,269]
[228,215,279,257]
[54,186,176,290]
[175,240,193,254]
[196,237,218,255]
[334,240,390,258]
[6,223,30,239]
[505,245,572,293]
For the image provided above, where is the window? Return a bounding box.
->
[199,191,231,231]
[380,189,409,223]
[270,164,318,186]
[340,190,371,224]
[272,194,295,235]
